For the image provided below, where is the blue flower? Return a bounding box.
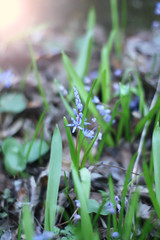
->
[105,202,115,214]
[155,2,160,15]
[114,69,122,77]
[73,86,83,112]
[92,96,100,104]
[67,87,91,134]
[67,116,83,133]
[84,76,91,85]
[75,199,81,208]
[84,85,91,92]
[33,231,54,240]
[112,231,120,239]
[0,70,14,88]
[152,20,160,29]
[130,96,139,111]
[73,213,81,223]
[83,128,94,139]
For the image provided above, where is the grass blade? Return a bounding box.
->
[44,125,62,231]
[76,30,93,80]
[122,190,139,239]
[118,153,137,230]
[134,98,160,136]
[99,30,116,103]
[25,109,46,161]
[22,204,34,240]
[76,7,95,80]
[152,122,160,206]
[143,161,160,219]
[64,117,77,167]
[62,53,98,117]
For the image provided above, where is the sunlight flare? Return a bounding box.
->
[0,0,22,29]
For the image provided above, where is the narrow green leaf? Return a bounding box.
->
[64,117,77,167]
[109,176,117,231]
[22,204,34,240]
[44,125,62,231]
[80,168,91,202]
[152,122,160,206]
[76,30,93,80]
[25,109,46,160]
[99,30,115,103]
[62,53,98,117]
[143,161,160,219]
[76,7,95,79]
[87,7,96,31]
[134,98,160,135]
[122,191,139,239]
[118,153,137,230]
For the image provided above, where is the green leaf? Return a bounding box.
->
[143,161,160,219]
[134,99,160,136]
[76,30,93,80]
[22,204,34,240]
[87,199,100,214]
[62,53,98,118]
[0,92,27,113]
[87,199,108,215]
[45,125,62,231]
[64,117,77,167]
[152,122,160,206]
[24,139,49,163]
[2,138,26,175]
[86,7,96,31]
[71,162,98,240]
[122,190,139,239]
[80,168,91,202]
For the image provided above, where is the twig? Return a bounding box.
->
[132,77,160,180]
[56,208,78,227]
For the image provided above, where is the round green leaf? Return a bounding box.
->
[2,138,26,175]
[4,152,26,175]
[24,139,49,163]
[0,92,28,113]
[2,138,22,154]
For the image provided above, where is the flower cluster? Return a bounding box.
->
[84,71,98,92]
[0,70,14,88]
[155,2,160,15]
[67,87,100,140]
[92,96,114,124]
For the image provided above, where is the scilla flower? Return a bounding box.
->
[67,86,90,133]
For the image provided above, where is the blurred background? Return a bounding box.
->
[0,0,155,42]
